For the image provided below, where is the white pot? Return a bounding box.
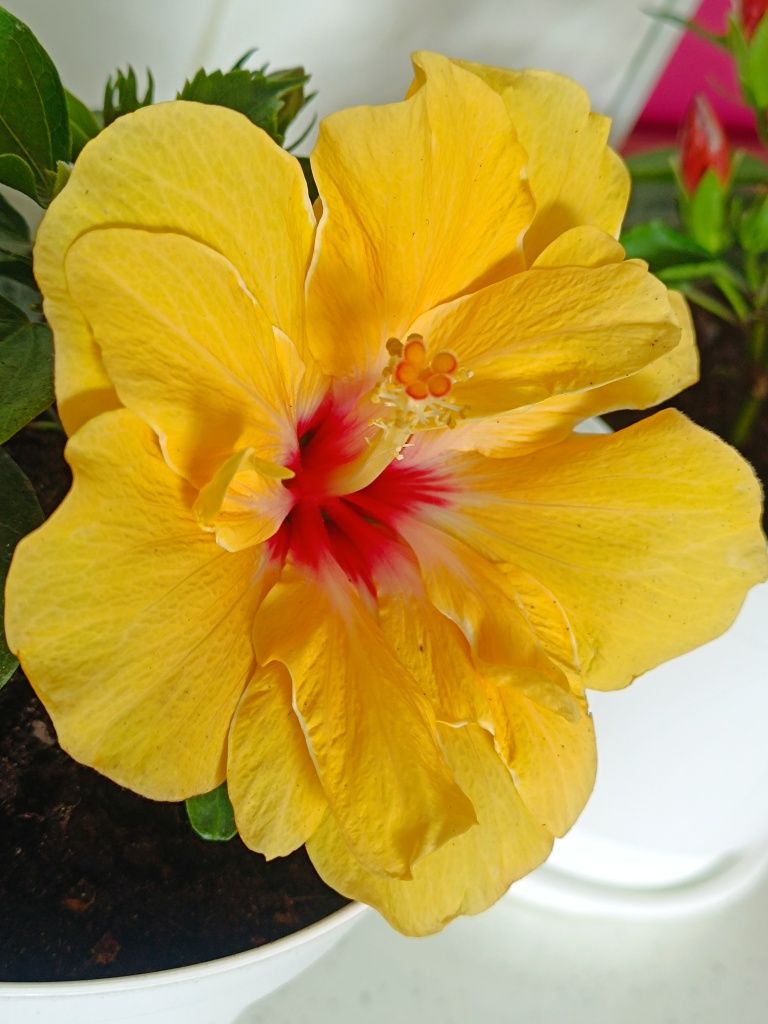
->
[0,902,366,1024]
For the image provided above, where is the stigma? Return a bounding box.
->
[373,334,470,430]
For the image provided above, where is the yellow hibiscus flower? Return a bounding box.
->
[5,52,767,935]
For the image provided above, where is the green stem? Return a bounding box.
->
[730,387,766,447]
[730,322,768,448]
[676,284,738,323]
[756,108,768,150]
[752,319,767,367]
[714,275,750,322]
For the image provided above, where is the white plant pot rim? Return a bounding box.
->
[0,901,366,997]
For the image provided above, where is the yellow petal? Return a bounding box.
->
[252,565,476,878]
[193,447,294,552]
[377,591,490,726]
[228,662,327,859]
[307,51,533,381]
[410,259,681,419]
[396,516,577,682]
[35,102,315,432]
[434,288,697,458]
[434,410,767,689]
[491,685,596,836]
[5,410,268,799]
[449,62,630,263]
[64,227,307,502]
[307,723,552,935]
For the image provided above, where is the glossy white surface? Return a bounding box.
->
[3,0,697,143]
[238,864,768,1024]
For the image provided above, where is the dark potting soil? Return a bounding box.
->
[0,428,348,983]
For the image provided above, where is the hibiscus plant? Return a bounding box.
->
[623,0,768,446]
[1,7,767,936]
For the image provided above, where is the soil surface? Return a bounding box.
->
[0,428,348,983]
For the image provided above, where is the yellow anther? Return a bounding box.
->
[374,335,468,430]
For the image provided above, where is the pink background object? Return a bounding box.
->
[628,0,759,150]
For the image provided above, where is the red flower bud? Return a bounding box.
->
[679,94,731,194]
[733,0,768,40]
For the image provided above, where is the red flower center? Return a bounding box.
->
[268,397,451,594]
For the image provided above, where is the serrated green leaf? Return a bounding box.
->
[0,446,43,687]
[65,89,99,160]
[185,783,237,841]
[178,59,311,145]
[621,220,711,270]
[103,66,154,127]
[0,8,70,205]
[0,322,54,442]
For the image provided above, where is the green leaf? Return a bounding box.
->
[0,446,43,687]
[299,155,318,203]
[621,220,711,270]
[0,193,29,243]
[0,291,26,332]
[65,89,99,160]
[625,148,677,183]
[185,783,237,841]
[178,58,311,145]
[103,66,154,127]
[0,322,54,443]
[0,275,40,319]
[739,194,768,253]
[0,8,70,205]
[746,15,768,108]
[735,152,768,184]
[682,169,730,253]
[0,153,38,202]
[650,9,728,48]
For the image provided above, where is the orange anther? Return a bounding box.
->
[395,361,419,385]
[403,337,427,367]
[427,374,452,398]
[405,379,429,400]
[431,351,457,374]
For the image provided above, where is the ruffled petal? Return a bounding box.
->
[409,259,681,419]
[395,516,577,683]
[307,723,552,935]
[448,61,630,263]
[65,227,305,491]
[377,591,490,726]
[307,51,533,381]
[5,410,268,799]
[430,289,697,458]
[252,565,476,878]
[35,102,315,432]
[489,684,596,836]
[429,411,767,689]
[228,662,327,859]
